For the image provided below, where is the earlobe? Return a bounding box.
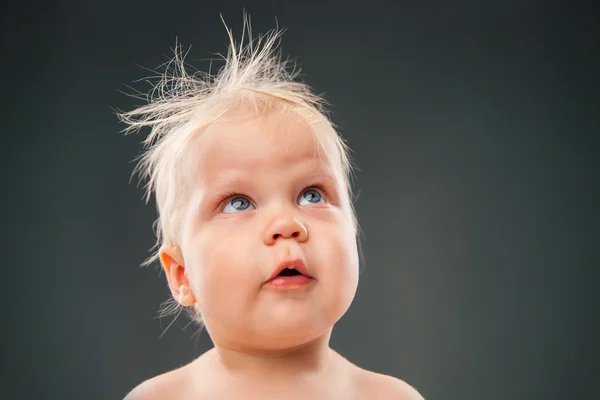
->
[178,285,194,305]
[158,245,196,307]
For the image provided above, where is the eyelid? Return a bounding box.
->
[216,191,254,212]
[300,182,329,202]
[214,182,330,212]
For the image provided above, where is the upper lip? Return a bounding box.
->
[268,259,313,281]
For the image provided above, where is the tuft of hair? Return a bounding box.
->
[116,14,356,326]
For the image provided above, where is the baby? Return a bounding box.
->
[119,17,423,400]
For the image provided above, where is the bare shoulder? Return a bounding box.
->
[357,369,424,400]
[123,366,191,400]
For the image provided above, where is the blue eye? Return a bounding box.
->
[223,196,255,213]
[298,188,325,205]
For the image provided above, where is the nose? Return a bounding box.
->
[263,215,308,245]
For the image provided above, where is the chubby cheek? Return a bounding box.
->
[186,227,259,325]
[314,224,359,317]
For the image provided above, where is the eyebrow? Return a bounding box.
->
[205,171,254,194]
[204,162,339,198]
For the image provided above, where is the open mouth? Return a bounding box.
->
[266,266,314,289]
[277,268,302,277]
[265,259,314,288]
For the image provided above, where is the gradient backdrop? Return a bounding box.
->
[3,1,599,399]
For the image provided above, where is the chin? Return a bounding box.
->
[257,309,336,342]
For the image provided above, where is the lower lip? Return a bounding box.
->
[266,275,314,289]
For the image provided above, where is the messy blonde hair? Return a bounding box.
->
[117,15,356,326]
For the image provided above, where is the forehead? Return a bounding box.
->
[188,112,340,184]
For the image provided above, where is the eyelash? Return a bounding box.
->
[217,183,328,210]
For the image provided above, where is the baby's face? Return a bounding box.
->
[169,111,358,350]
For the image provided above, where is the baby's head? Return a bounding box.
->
[119,22,359,351]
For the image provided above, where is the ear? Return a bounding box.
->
[159,245,196,307]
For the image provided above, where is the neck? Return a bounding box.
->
[210,330,336,383]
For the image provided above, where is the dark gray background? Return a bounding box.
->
[2,1,599,399]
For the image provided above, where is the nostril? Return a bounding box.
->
[271,231,302,241]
